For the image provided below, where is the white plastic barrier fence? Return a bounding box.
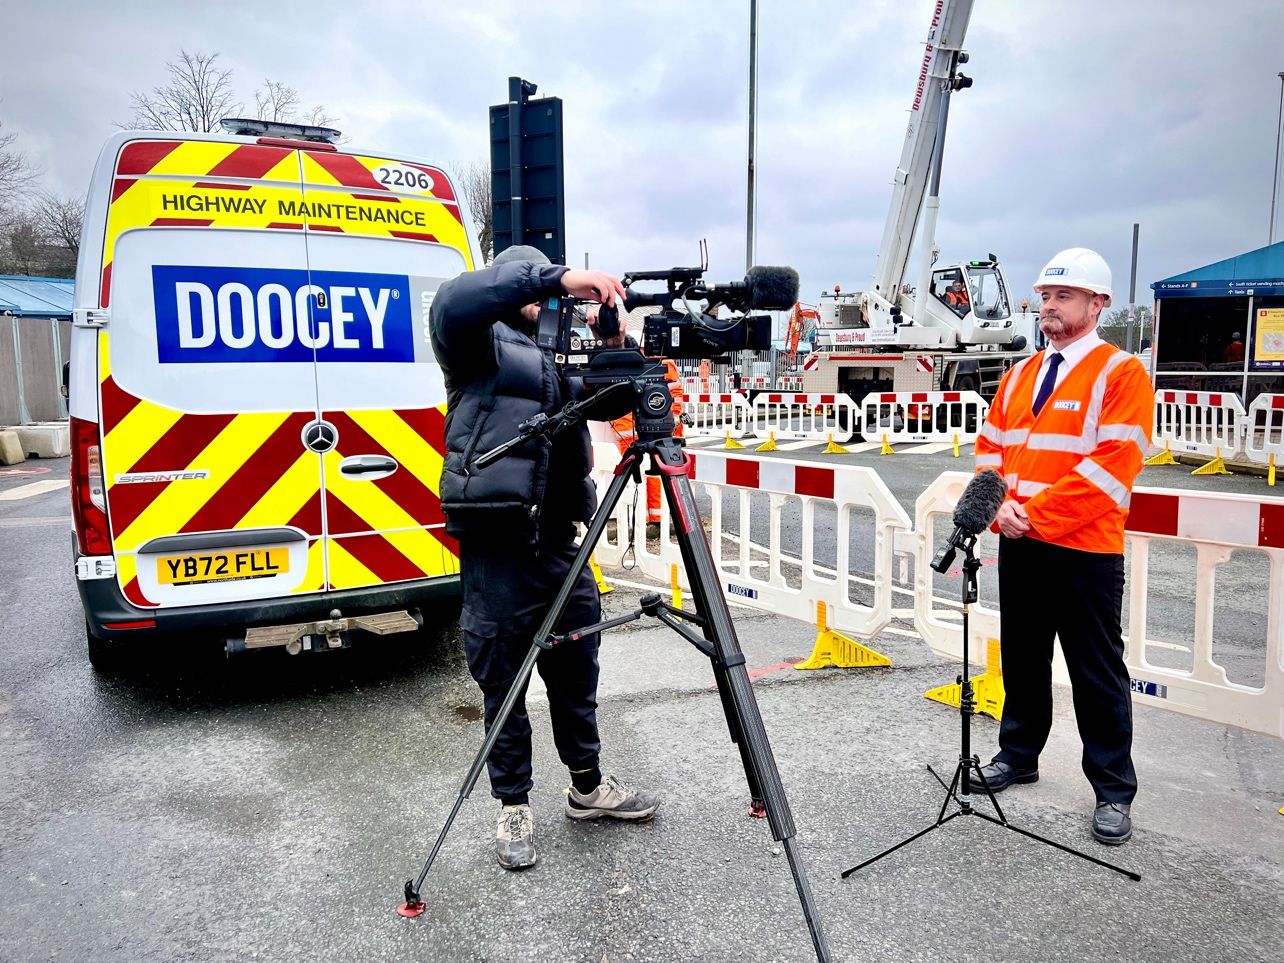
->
[777,376,804,392]
[590,445,911,642]
[1153,389,1246,458]
[859,391,989,445]
[915,470,1284,738]
[750,392,861,443]
[682,392,754,438]
[681,376,724,398]
[1244,393,1284,466]
[743,375,771,391]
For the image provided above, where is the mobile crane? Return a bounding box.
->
[801,0,1038,401]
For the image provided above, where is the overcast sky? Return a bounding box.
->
[4,0,1283,311]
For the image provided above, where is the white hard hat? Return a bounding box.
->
[1033,247,1113,306]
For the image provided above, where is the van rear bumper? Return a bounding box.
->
[76,545,460,641]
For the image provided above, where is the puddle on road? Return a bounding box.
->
[450,704,483,723]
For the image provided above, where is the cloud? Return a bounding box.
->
[2,0,1281,308]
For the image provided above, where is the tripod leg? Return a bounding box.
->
[971,811,1141,881]
[402,456,642,907]
[652,442,832,962]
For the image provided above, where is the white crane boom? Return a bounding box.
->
[869,0,973,301]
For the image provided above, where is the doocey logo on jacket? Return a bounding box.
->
[152,265,414,363]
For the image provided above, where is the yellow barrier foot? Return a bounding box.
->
[822,433,849,455]
[670,563,683,610]
[924,639,1006,720]
[755,432,779,452]
[1191,448,1230,476]
[589,556,613,595]
[723,432,747,450]
[1144,442,1178,467]
[952,434,960,458]
[794,601,892,670]
[1269,453,1276,487]
[880,434,895,455]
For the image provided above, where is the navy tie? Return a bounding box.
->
[1031,352,1063,416]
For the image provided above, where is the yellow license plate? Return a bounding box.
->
[157,548,290,586]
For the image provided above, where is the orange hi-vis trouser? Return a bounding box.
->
[610,361,684,524]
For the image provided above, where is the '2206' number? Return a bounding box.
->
[374,164,435,191]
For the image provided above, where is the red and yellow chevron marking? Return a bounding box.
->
[96,335,457,607]
[101,138,473,306]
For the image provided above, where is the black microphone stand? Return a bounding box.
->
[398,378,833,962]
[840,532,1140,882]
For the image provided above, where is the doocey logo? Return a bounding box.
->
[1043,267,1067,276]
[152,265,414,363]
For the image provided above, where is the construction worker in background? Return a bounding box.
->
[1223,331,1245,364]
[945,278,971,311]
[973,247,1153,847]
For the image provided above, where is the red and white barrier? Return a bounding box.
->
[859,391,989,445]
[915,470,1284,738]
[777,376,804,392]
[683,392,754,438]
[1244,393,1284,467]
[1154,390,1245,459]
[750,392,861,443]
[591,445,910,642]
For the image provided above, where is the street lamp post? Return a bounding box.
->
[1270,71,1284,245]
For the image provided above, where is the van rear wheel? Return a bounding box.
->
[86,621,127,673]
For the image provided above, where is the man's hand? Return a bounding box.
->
[995,499,1031,539]
[561,269,627,305]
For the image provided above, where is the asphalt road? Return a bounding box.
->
[1,453,1281,962]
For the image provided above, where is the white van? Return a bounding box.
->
[69,121,480,668]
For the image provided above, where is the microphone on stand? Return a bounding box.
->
[931,470,1008,574]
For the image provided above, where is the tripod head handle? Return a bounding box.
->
[471,381,638,472]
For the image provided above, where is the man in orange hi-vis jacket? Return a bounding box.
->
[972,248,1153,847]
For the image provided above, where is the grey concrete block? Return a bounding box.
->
[14,422,70,458]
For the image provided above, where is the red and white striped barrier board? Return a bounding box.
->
[1154,389,1245,459]
[1244,393,1284,467]
[750,391,860,443]
[859,390,988,445]
[777,376,805,392]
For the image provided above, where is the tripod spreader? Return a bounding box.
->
[551,593,715,659]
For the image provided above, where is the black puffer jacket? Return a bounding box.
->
[430,260,596,541]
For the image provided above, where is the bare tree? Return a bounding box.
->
[0,119,35,207]
[126,50,241,132]
[451,160,493,262]
[31,190,85,259]
[254,79,337,129]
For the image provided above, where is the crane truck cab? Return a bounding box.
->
[68,120,479,669]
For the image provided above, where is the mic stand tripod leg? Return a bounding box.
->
[839,534,1141,884]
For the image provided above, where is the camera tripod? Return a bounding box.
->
[399,379,833,962]
[840,533,1139,883]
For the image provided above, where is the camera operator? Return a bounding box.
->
[430,245,661,871]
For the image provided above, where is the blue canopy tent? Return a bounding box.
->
[0,275,76,424]
[1150,241,1284,403]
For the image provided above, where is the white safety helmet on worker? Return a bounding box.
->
[1033,247,1113,307]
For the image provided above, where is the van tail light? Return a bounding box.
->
[71,416,112,555]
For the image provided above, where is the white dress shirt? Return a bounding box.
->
[1035,329,1105,394]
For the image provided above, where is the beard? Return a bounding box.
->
[1039,311,1092,343]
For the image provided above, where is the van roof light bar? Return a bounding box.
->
[219,117,342,144]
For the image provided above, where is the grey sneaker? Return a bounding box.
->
[495,804,537,870]
[566,774,661,821]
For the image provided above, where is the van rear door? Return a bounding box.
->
[296,148,471,591]
[96,137,327,609]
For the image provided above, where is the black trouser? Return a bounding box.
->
[995,535,1137,804]
[458,536,602,801]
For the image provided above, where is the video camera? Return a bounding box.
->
[535,260,799,367]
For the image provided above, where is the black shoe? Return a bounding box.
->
[1091,801,1132,845]
[974,760,1039,794]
